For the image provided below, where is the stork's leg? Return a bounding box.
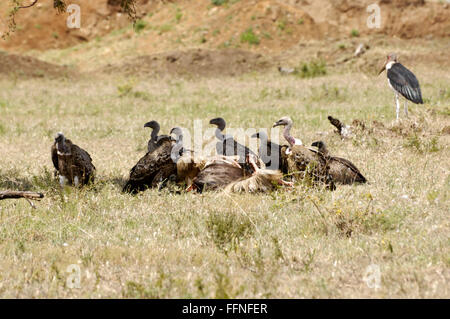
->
[395,92,400,121]
[404,100,408,117]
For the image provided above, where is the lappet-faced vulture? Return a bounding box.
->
[51,133,96,187]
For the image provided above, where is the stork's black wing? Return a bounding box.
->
[387,63,423,104]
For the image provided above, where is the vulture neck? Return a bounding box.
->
[57,138,70,155]
[319,146,330,157]
[151,124,160,141]
[283,123,296,147]
[215,122,226,141]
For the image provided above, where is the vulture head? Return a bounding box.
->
[273,116,293,128]
[144,120,159,130]
[379,52,398,75]
[55,132,65,143]
[144,120,160,140]
[54,132,70,153]
[170,127,183,143]
[311,141,329,156]
[209,117,226,131]
[170,127,184,163]
[251,131,268,141]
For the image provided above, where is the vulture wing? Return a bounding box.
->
[329,156,367,184]
[388,63,423,104]
[123,140,176,193]
[51,143,59,171]
[288,145,335,190]
[71,143,96,184]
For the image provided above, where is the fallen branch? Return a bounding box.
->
[0,191,44,208]
[0,190,44,200]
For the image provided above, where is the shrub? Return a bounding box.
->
[240,28,260,45]
[211,0,228,5]
[297,60,327,78]
[351,29,360,37]
[134,19,147,33]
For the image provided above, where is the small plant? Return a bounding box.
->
[277,19,287,31]
[175,9,183,23]
[297,18,304,25]
[297,60,327,78]
[134,19,147,33]
[206,211,253,252]
[338,43,346,49]
[240,28,260,45]
[351,29,360,37]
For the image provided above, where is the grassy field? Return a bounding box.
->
[0,56,449,298]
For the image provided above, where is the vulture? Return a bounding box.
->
[251,131,288,173]
[311,141,367,185]
[273,117,335,190]
[122,127,183,194]
[144,120,166,153]
[328,115,352,138]
[209,117,258,173]
[51,133,96,187]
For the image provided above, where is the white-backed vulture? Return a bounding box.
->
[51,133,96,187]
[144,120,170,153]
[122,127,183,194]
[273,117,335,190]
[311,141,367,184]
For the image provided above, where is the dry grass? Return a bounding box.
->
[0,54,449,298]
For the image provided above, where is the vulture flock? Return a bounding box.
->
[49,52,429,196]
[51,116,367,195]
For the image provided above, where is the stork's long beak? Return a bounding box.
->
[378,61,387,76]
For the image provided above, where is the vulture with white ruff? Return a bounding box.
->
[51,133,95,187]
[273,117,335,190]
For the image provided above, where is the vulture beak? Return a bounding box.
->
[251,132,259,138]
[144,122,152,128]
[311,141,319,147]
[273,121,281,128]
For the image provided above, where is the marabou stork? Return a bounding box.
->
[379,53,423,120]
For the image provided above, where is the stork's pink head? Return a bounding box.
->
[378,53,398,75]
